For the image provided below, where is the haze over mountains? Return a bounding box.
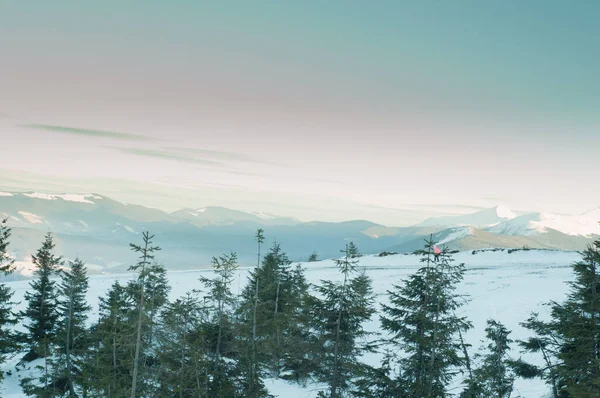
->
[0,191,598,275]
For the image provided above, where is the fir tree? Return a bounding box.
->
[156,293,210,398]
[311,245,375,397]
[199,252,241,397]
[129,232,161,398]
[519,239,600,397]
[376,237,471,397]
[56,258,91,397]
[22,233,63,361]
[308,251,319,262]
[85,281,136,397]
[0,218,18,389]
[347,241,361,258]
[463,320,516,398]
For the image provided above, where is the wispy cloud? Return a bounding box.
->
[22,124,150,141]
[169,147,283,166]
[116,148,225,167]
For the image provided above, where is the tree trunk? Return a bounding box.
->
[66,294,77,397]
[130,239,149,398]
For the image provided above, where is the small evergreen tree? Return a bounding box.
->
[129,232,161,398]
[347,241,361,258]
[519,239,600,397]
[311,245,375,397]
[156,293,210,398]
[85,281,136,397]
[0,218,18,388]
[199,252,242,397]
[463,320,516,398]
[56,258,92,397]
[308,251,319,262]
[374,237,471,397]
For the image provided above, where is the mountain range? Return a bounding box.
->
[0,191,598,275]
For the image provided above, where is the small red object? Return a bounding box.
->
[433,245,441,255]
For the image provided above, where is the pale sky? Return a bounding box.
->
[0,1,599,226]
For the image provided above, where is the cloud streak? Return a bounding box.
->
[23,124,150,141]
[169,147,283,166]
[116,148,225,167]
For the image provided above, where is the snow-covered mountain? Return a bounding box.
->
[489,208,600,237]
[171,206,300,227]
[1,191,598,274]
[418,205,517,228]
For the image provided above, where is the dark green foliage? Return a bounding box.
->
[85,281,136,397]
[347,241,361,258]
[308,251,319,262]
[56,258,92,397]
[373,237,471,397]
[156,293,211,397]
[520,239,600,397]
[462,320,515,398]
[21,233,63,360]
[199,252,243,397]
[0,218,18,387]
[310,246,375,397]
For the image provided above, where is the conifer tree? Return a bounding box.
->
[519,239,600,397]
[22,233,63,362]
[156,293,210,398]
[0,218,18,388]
[463,320,516,398]
[308,251,319,262]
[311,246,375,397]
[374,237,471,397]
[199,252,241,397]
[347,241,361,258]
[86,281,136,397]
[129,232,161,398]
[56,258,91,397]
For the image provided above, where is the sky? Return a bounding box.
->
[0,1,599,226]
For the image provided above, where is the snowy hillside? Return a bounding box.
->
[0,249,581,398]
[418,205,517,227]
[490,209,600,237]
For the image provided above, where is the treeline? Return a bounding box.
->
[0,218,600,397]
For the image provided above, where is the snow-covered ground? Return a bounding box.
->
[1,249,580,397]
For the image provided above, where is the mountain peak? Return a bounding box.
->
[493,205,516,220]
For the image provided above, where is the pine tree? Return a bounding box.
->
[347,241,361,258]
[156,293,210,398]
[86,281,136,398]
[375,237,471,397]
[129,232,161,398]
[22,233,63,362]
[519,239,600,397]
[463,320,515,398]
[0,218,18,388]
[199,252,241,397]
[311,245,375,397]
[308,251,319,262]
[56,258,91,397]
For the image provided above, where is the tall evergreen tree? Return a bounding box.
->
[156,293,210,398]
[310,245,375,397]
[463,320,516,398]
[85,281,136,398]
[21,233,63,361]
[519,239,600,397]
[129,232,161,398]
[56,258,91,397]
[0,218,18,389]
[374,237,471,397]
[199,252,242,397]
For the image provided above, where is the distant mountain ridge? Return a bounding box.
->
[0,191,598,274]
